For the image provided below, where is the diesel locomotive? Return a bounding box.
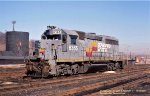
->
[26,26,124,77]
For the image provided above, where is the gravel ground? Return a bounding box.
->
[0,64,149,96]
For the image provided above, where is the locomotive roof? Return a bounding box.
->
[74,30,118,41]
[44,26,118,41]
[63,29,79,36]
[100,35,118,41]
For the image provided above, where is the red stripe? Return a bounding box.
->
[92,47,97,51]
[86,52,92,57]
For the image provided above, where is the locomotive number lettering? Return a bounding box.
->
[53,30,61,34]
[69,46,78,51]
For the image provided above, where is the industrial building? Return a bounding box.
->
[0,31,29,64]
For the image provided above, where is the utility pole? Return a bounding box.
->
[12,21,16,31]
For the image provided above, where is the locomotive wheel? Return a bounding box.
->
[119,63,124,69]
[83,64,90,73]
[114,62,119,70]
[107,66,112,71]
[42,65,50,77]
[71,64,79,75]
[112,65,116,71]
[72,69,75,75]
[75,64,79,74]
[107,63,113,71]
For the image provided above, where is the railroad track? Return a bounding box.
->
[88,73,150,96]
[0,64,149,96]
[47,69,149,96]
[0,64,149,90]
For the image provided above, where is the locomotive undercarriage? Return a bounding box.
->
[55,62,91,76]
[26,60,123,78]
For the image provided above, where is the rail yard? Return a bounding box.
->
[0,63,149,96]
[0,26,150,96]
[0,0,149,95]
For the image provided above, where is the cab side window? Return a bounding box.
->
[70,35,77,45]
[62,34,67,43]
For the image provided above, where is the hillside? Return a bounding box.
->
[0,32,6,51]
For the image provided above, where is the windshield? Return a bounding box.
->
[47,35,61,40]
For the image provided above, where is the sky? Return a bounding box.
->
[0,1,149,54]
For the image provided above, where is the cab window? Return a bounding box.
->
[47,35,61,40]
[70,35,77,45]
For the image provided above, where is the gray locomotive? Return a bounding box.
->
[26,26,124,77]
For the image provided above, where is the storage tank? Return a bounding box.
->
[6,31,29,56]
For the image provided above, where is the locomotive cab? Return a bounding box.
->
[27,26,79,77]
[27,26,64,76]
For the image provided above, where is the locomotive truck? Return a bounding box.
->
[26,26,124,77]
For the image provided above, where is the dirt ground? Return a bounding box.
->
[0,64,149,96]
[0,64,26,82]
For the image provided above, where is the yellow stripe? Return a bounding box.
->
[56,58,115,62]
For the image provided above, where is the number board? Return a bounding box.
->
[53,30,61,34]
[69,46,78,51]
